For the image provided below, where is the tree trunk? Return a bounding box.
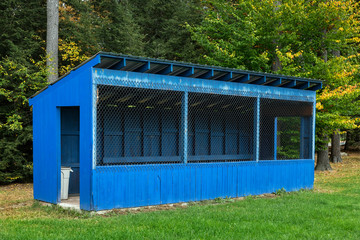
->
[47,0,59,83]
[322,49,328,63]
[315,29,332,171]
[333,50,340,57]
[271,1,282,72]
[344,130,352,151]
[330,129,342,163]
[272,54,282,72]
[315,135,332,171]
[321,29,328,63]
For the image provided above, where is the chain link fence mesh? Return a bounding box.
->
[188,93,255,163]
[95,85,182,165]
[259,98,313,160]
[95,85,314,166]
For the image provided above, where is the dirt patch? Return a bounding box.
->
[105,194,278,217]
[0,183,33,209]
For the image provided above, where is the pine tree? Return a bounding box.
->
[0,0,46,63]
[92,0,145,55]
[130,0,202,61]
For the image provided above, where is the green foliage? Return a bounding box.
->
[277,117,301,159]
[274,188,287,196]
[59,0,100,56]
[1,0,360,180]
[58,0,202,68]
[0,0,46,63]
[0,59,47,184]
[315,85,360,149]
[188,0,360,75]
[188,0,360,152]
[130,0,202,61]
[59,0,145,58]
[0,0,203,183]
[187,0,272,70]
[93,0,145,55]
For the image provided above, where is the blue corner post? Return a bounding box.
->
[311,100,316,160]
[274,117,278,160]
[180,91,188,163]
[254,97,260,161]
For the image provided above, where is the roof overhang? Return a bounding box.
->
[30,52,323,100]
[94,52,322,91]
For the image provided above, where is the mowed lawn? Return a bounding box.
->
[1,156,360,240]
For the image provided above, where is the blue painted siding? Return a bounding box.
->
[32,102,59,204]
[30,56,100,210]
[92,160,314,210]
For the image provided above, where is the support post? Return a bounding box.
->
[254,97,260,161]
[237,74,250,83]
[311,100,316,160]
[274,117,277,160]
[56,107,61,203]
[180,91,189,163]
[92,84,98,169]
[268,78,282,86]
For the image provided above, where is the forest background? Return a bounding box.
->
[1,0,360,183]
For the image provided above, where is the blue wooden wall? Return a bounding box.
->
[30,56,100,210]
[92,160,314,210]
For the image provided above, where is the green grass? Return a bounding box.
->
[1,156,360,240]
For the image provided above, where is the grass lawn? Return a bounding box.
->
[1,155,360,240]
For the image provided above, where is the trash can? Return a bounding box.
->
[61,167,73,200]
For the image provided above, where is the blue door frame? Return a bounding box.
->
[60,107,80,195]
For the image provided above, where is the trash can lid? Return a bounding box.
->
[61,166,72,170]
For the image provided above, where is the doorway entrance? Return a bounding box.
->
[60,107,80,199]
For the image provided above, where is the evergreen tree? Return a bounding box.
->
[59,0,100,56]
[92,0,145,55]
[0,0,46,63]
[59,0,145,65]
[130,0,202,61]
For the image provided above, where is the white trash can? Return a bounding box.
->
[61,167,73,200]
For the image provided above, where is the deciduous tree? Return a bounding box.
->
[0,59,47,183]
[187,0,360,170]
